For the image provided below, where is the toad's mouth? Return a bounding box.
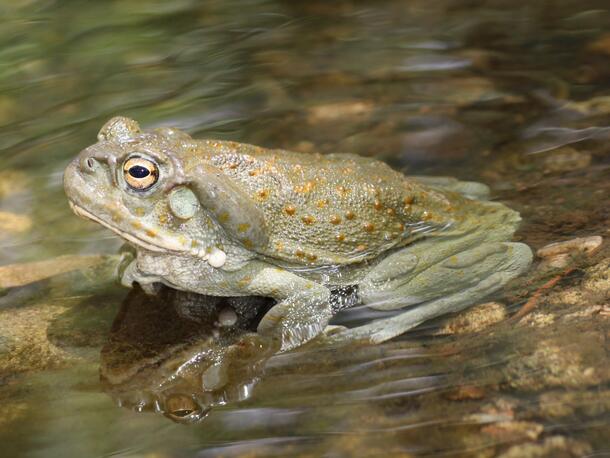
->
[68,201,181,254]
[68,201,227,267]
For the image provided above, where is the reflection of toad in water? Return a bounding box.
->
[100,287,276,423]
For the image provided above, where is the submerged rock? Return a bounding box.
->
[435,302,507,335]
[537,236,603,269]
[497,436,592,458]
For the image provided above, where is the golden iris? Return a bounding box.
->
[123,157,159,191]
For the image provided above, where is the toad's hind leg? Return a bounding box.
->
[335,241,532,344]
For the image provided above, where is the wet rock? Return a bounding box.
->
[562,305,604,321]
[503,339,603,391]
[467,397,517,424]
[518,312,555,328]
[0,211,32,234]
[306,100,374,123]
[436,302,507,335]
[481,421,543,442]
[0,303,74,376]
[546,257,609,307]
[0,255,113,289]
[497,436,592,458]
[537,236,603,269]
[445,385,486,401]
[562,95,610,116]
[0,170,28,199]
[587,32,610,56]
[538,390,610,419]
[541,146,591,173]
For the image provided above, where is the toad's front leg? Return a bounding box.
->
[242,263,333,352]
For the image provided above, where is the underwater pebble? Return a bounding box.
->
[218,307,237,327]
[542,146,591,173]
[445,385,486,401]
[519,312,555,328]
[537,236,602,268]
[481,421,543,442]
[307,100,373,123]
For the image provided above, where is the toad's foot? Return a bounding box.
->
[333,241,532,344]
[257,290,333,352]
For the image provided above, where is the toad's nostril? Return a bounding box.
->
[81,156,97,173]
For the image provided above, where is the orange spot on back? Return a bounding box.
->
[301,215,315,225]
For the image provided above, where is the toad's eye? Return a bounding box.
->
[123,157,159,191]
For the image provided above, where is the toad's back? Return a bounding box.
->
[182,140,474,267]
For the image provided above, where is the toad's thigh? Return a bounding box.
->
[360,241,532,311]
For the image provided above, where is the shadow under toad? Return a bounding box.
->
[100,286,278,424]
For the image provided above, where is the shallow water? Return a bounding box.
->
[0,1,609,457]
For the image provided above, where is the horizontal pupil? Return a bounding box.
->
[129,165,150,179]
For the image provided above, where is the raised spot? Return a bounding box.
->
[145,228,157,238]
[373,200,383,210]
[158,213,169,224]
[237,223,251,233]
[356,244,367,252]
[316,199,329,208]
[257,189,270,200]
[345,211,355,220]
[330,215,342,225]
[363,222,375,232]
[284,205,296,216]
[386,208,396,216]
[208,247,227,268]
[301,215,315,225]
[336,233,346,242]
